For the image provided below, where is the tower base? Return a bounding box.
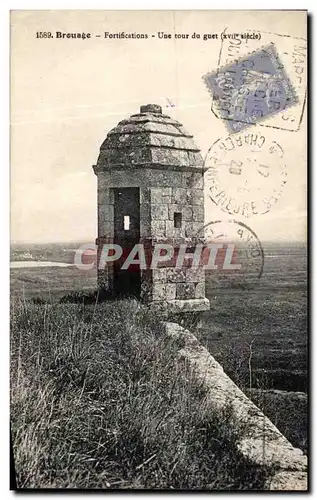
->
[148,298,210,316]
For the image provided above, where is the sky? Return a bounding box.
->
[10,10,307,243]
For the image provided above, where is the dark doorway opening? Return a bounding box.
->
[113,187,141,298]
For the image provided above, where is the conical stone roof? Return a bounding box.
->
[95,104,204,172]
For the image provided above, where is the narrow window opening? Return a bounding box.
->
[174,212,182,229]
[124,215,130,231]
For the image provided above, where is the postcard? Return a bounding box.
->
[10,10,308,491]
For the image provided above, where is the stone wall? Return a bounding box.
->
[97,168,205,242]
[148,171,205,304]
[163,322,308,491]
[96,168,208,308]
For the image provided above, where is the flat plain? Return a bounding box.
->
[10,241,307,451]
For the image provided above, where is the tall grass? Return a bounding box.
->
[10,297,272,489]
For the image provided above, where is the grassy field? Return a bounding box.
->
[198,243,307,452]
[10,242,307,391]
[200,284,307,391]
[10,265,97,301]
[10,298,273,489]
[10,242,308,455]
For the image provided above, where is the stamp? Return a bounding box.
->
[204,131,287,218]
[203,30,307,132]
[203,43,298,133]
[196,219,264,287]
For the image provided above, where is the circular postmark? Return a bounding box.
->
[204,131,287,218]
[196,219,264,288]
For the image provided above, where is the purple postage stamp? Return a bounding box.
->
[203,30,307,132]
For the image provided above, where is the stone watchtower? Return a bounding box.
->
[93,104,210,313]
